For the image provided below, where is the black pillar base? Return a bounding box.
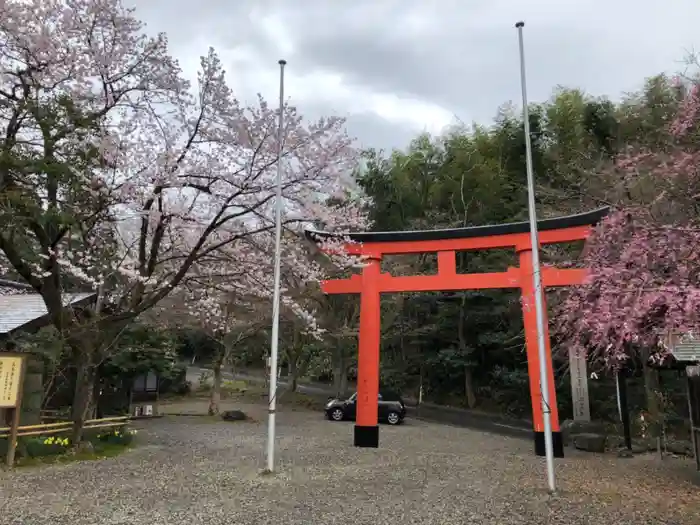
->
[354,425,379,448]
[534,431,564,458]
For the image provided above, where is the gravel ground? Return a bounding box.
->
[1,402,699,525]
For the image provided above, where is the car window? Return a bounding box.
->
[380,390,400,401]
[348,393,386,401]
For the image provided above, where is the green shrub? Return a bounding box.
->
[0,434,71,459]
[25,435,71,457]
[0,426,137,466]
[159,365,191,395]
[92,427,136,446]
[222,379,248,394]
[196,378,249,397]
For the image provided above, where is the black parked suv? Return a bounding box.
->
[324,390,406,425]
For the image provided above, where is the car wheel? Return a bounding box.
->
[386,411,401,425]
[329,408,345,421]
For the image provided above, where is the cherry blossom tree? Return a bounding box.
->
[157,283,265,415]
[554,77,700,370]
[0,0,368,441]
[204,223,363,394]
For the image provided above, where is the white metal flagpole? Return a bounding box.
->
[515,21,556,493]
[265,58,287,474]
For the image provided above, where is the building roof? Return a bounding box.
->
[0,279,33,296]
[667,331,700,363]
[0,281,96,336]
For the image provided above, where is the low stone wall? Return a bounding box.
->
[562,418,695,457]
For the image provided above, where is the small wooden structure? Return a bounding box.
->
[130,371,159,418]
[667,331,700,470]
[1,279,97,424]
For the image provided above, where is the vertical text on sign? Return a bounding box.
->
[569,348,591,422]
[0,356,24,408]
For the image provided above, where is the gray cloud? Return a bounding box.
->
[344,113,422,153]
[129,0,700,151]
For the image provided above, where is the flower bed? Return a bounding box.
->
[25,435,71,458]
[93,428,136,447]
[0,427,138,466]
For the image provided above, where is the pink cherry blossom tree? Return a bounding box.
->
[0,0,368,441]
[554,77,700,370]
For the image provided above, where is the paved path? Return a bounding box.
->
[187,366,335,397]
[1,401,699,524]
[186,366,533,439]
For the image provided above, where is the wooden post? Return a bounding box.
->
[1,354,27,467]
[618,368,633,451]
[687,366,700,471]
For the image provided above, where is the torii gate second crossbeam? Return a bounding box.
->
[306,207,609,457]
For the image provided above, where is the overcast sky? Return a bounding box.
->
[128,0,700,153]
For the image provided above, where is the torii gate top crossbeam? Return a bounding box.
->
[305,207,610,295]
[305,207,609,255]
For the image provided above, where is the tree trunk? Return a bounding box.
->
[333,363,343,397]
[263,354,269,390]
[288,357,298,393]
[71,352,97,444]
[418,365,424,405]
[464,366,477,409]
[339,365,349,398]
[208,353,224,416]
[458,294,478,409]
[333,349,349,398]
[283,326,304,396]
[642,348,662,439]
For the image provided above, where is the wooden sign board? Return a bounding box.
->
[0,354,25,408]
[0,353,27,467]
[569,348,591,422]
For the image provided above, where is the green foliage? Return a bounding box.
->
[175,328,221,363]
[173,327,267,369]
[11,321,190,413]
[101,323,179,380]
[23,435,71,457]
[94,428,135,447]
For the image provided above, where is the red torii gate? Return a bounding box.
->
[306,207,609,457]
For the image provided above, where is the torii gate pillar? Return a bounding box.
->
[518,246,563,456]
[354,256,382,447]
